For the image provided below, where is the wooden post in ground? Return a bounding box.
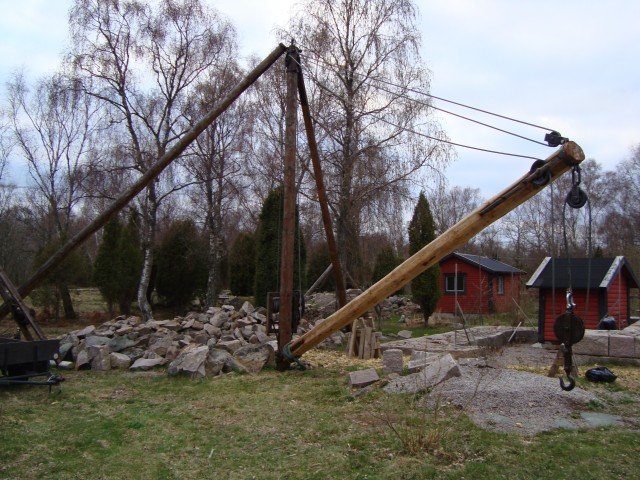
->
[276,44,300,369]
[298,71,348,308]
[289,141,585,358]
[0,44,288,321]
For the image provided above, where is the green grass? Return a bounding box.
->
[1,367,639,479]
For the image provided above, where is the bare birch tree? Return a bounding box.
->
[7,72,100,318]
[183,59,250,307]
[286,0,450,282]
[69,0,235,319]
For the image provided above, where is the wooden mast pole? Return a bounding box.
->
[297,71,348,308]
[276,44,300,368]
[0,44,288,321]
[289,141,585,357]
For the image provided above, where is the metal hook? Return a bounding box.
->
[566,289,576,312]
[559,375,575,391]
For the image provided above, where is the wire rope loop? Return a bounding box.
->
[281,343,306,371]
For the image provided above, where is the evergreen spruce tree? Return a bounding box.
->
[93,217,123,316]
[409,192,440,324]
[116,213,143,314]
[228,232,256,296]
[371,244,403,295]
[253,188,306,308]
[306,243,334,292]
[93,214,143,316]
[155,220,205,309]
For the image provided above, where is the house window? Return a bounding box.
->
[497,276,504,295]
[445,273,466,293]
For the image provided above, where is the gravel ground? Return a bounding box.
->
[489,343,559,369]
[425,363,615,435]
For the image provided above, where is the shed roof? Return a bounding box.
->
[526,256,640,289]
[441,252,525,274]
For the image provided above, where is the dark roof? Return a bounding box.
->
[441,252,525,274]
[526,256,640,289]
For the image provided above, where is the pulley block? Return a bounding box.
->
[529,160,551,187]
[565,185,588,209]
[553,312,585,346]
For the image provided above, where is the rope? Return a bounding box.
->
[334,67,550,147]
[551,182,556,327]
[302,54,559,132]
[294,54,546,162]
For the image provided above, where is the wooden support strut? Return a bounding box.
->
[288,141,585,358]
[0,43,288,321]
[298,70,348,308]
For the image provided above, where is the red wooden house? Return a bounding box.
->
[436,253,525,316]
[526,256,639,343]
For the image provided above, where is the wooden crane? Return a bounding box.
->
[0,42,585,374]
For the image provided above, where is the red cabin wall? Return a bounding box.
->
[607,271,629,328]
[541,270,632,342]
[436,258,522,315]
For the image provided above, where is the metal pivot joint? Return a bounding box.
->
[285,41,301,73]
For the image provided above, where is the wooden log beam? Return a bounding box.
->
[0,44,288,321]
[289,141,585,357]
[298,71,348,308]
[276,44,300,368]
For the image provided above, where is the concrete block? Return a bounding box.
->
[382,349,404,375]
[348,368,380,388]
[572,331,609,356]
[609,334,635,358]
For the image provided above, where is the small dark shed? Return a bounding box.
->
[526,256,640,342]
[436,252,525,315]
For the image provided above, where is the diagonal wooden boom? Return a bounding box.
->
[0,44,288,321]
[289,141,585,358]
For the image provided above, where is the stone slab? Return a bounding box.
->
[609,334,635,358]
[348,368,380,388]
[382,349,404,375]
[572,331,609,356]
[384,353,461,394]
[396,330,413,339]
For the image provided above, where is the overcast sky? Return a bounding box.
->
[1,0,638,197]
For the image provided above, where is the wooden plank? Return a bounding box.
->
[348,318,358,357]
[363,327,372,360]
[0,44,289,321]
[290,141,585,357]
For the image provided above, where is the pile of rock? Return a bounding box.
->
[305,290,422,323]
[57,301,277,378]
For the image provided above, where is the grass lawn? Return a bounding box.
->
[1,360,639,480]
